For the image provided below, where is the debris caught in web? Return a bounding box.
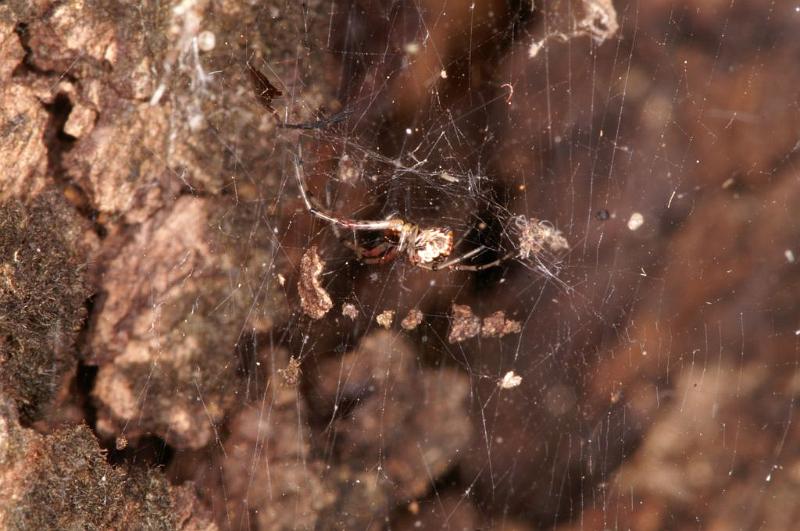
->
[577,0,619,44]
[481,311,522,338]
[298,246,332,319]
[449,306,523,343]
[376,310,395,329]
[498,371,522,390]
[627,212,644,231]
[337,154,362,184]
[528,0,618,58]
[278,356,302,387]
[448,304,482,343]
[514,216,570,260]
[247,61,282,120]
[401,309,424,331]
[342,302,359,320]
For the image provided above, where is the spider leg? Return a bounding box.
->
[450,225,476,251]
[293,157,398,232]
[449,250,517,271]
[415,245,488,271]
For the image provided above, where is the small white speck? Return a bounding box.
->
[528,40,543,58]
[766,473,772,482]
[794,329,800,336]
[198,30,216,51]
[405,128,412,135]
[785,250,795,263]
[342,303,358,320]
[667,190,676,208]
[627,212,644,231]
[277,273,285,286]
[499,371,522,389]
[149,83,167,106]
[440,69,448,79]
[404,42,420,54]
[188,113,205,131]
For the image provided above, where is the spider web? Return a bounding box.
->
[68,0,800,529]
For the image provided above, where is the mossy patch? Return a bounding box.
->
[0,192,88,421]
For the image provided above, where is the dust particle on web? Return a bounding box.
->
[481,311,521,338]
[404,42,420,55]
[528,0,617,60]
[498,371,522,390]
[115,436,128,450]
[342,302,359,320]
[439,171,459,183]
[278,356,302,387]
[337,154,362,184]
[448,304,482,344]
[298,246,332,319]
[376,310,395,329]
[197,30,216,52]
[578,0,619,44]
[610,389,624,404]
[627,212,644,231]
[528,40,545,59]
[515,217,570,260]
[401,309,424,331]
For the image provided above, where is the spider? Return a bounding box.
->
[293,157,513,271]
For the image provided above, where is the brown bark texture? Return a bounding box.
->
[2,0,800,529]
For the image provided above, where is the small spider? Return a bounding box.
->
[293,157,512,271]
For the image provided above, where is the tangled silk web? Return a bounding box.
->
[513,216,570,260]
